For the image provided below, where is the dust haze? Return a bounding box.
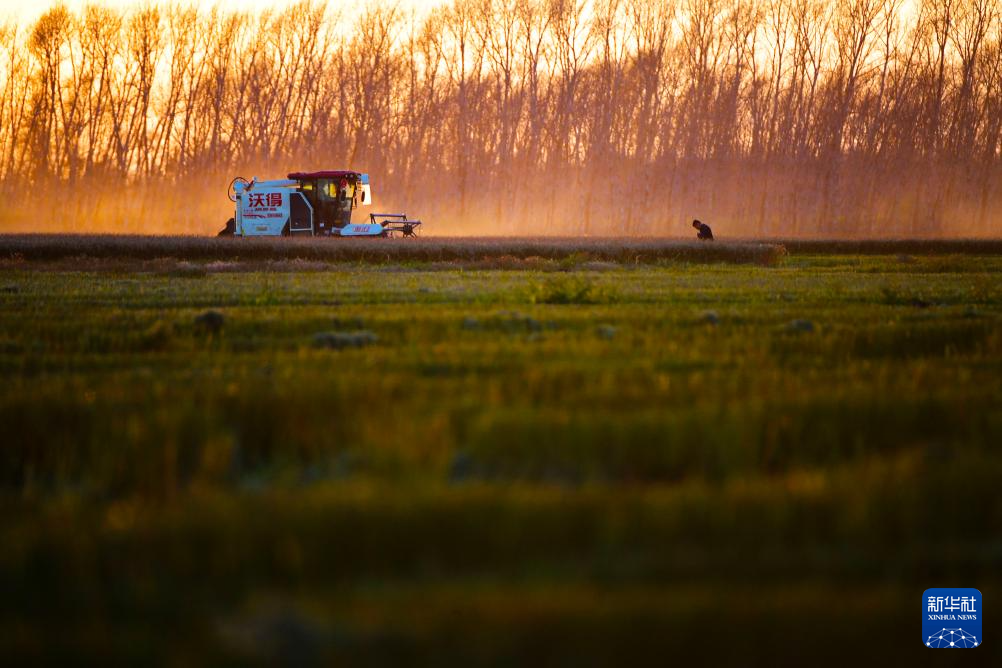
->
[1,0,1000,237]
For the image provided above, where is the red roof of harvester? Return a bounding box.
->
[287,170,362,180]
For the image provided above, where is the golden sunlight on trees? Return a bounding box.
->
[0,0,1000,235]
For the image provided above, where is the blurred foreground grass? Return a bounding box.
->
[2,253,1000,664]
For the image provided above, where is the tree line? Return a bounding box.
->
[1,0,1000,236]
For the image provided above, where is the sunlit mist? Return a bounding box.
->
[1,0,1000,236]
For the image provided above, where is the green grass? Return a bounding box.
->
[2,252,1001,664]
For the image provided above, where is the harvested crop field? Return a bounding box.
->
[1,234,789,266]
[5,234,1000,266]
[2,236,1001,664]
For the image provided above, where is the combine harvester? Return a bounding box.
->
[219,170,422,238]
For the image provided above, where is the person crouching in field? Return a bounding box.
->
[692,219,714,240]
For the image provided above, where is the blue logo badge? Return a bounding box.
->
[923,588,981,648]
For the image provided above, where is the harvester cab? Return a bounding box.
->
[220,170,421,238]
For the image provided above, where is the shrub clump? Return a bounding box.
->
[312,330,378,350]
[140,320,175,351]
[785,319,815,333]
[194,310,225,334]
[164,260,208,278]
[595,324,617,339]
[527,275,613,304]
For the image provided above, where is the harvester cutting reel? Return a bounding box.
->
[369,213,422,237]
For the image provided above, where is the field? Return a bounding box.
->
[2,236,1001,664]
